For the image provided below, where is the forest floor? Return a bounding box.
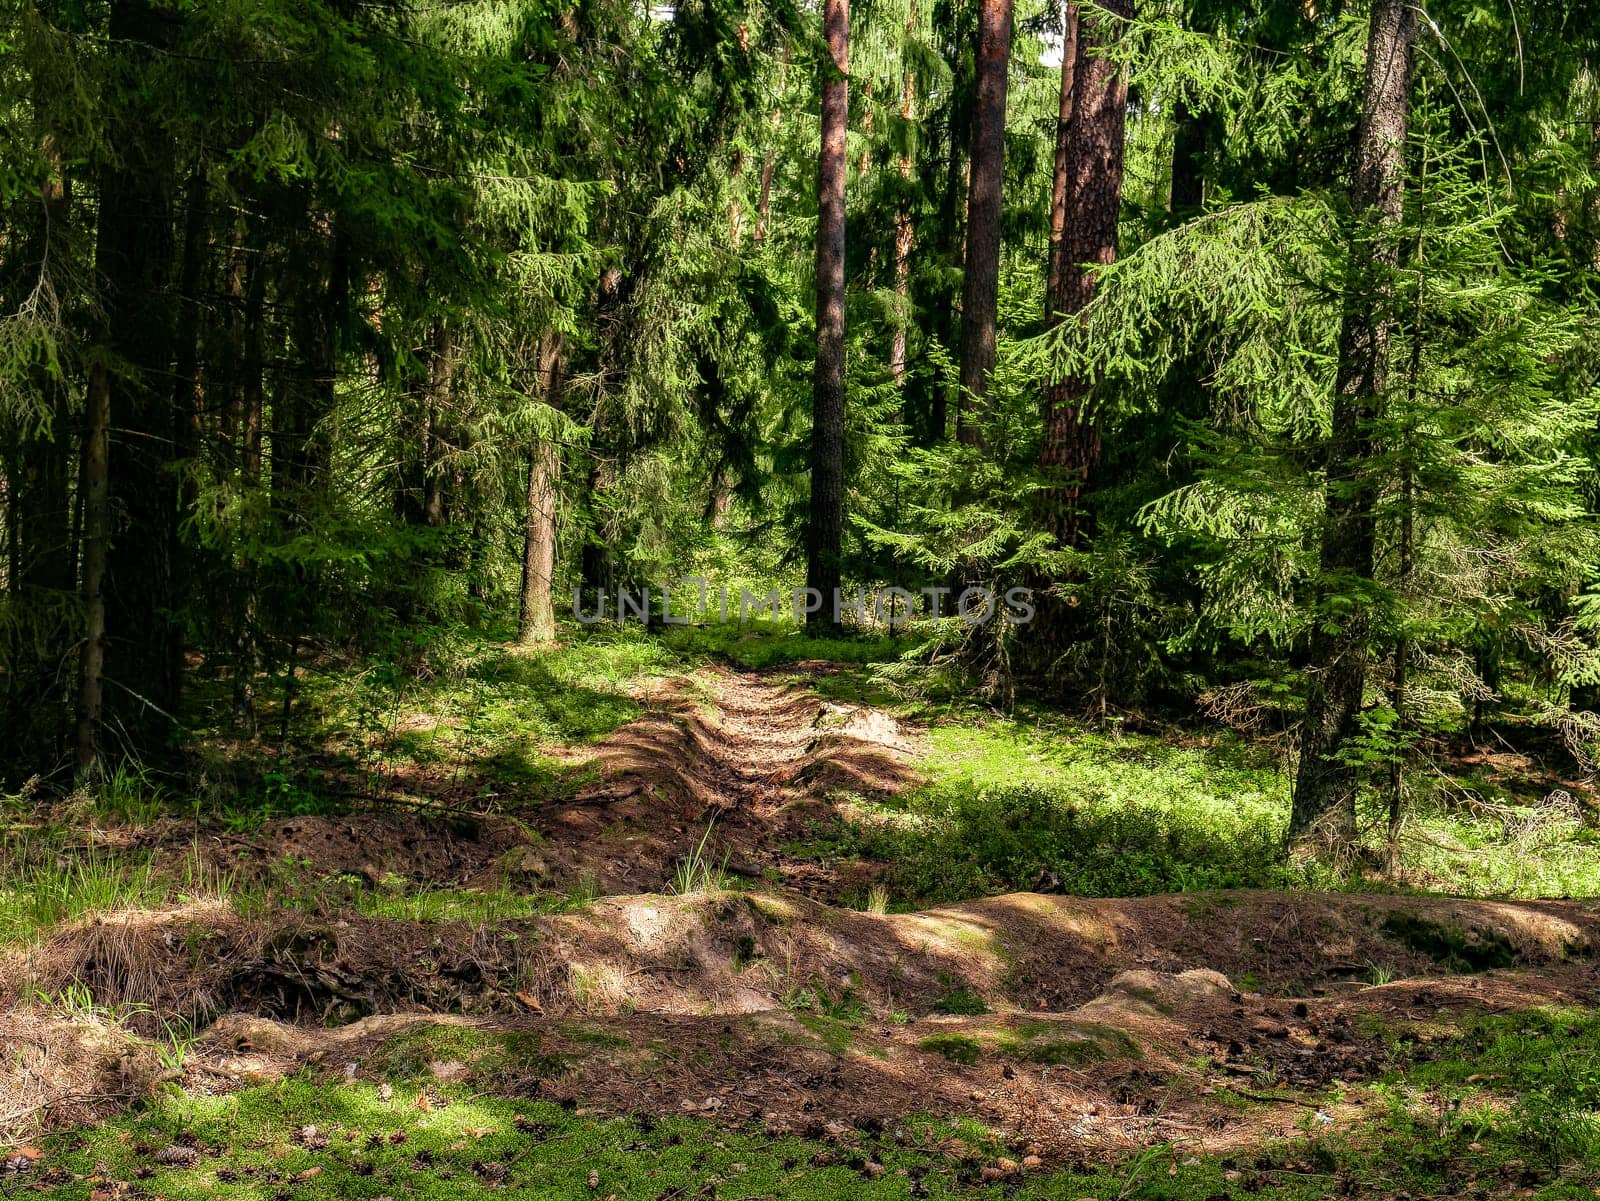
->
[4,627,1600,1199]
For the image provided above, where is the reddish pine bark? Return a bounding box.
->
[955,0,1014,447]
[806,0,849,628]
[1039,0,1131,548]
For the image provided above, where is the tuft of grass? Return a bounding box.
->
[930,982,989,1016]
[90,765,171,825]
[670,821,731,896]
[862,883,890,915]
[0,846,165,947]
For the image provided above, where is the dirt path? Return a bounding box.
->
[516,664,918,897]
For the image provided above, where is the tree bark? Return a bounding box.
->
[18,129,72,597]
[85,0,181,767]
[1045,1,1079,307]
[518,336,564,645]
[1290,0,1416,848]
[75,361,111,773]
[424,320,456,528]
[170,160,209,693]
[1039,0,1131,548]
[1168,97,1207,222]
[889,24,918,391]
[240,241,267,484]
[807,0,849,630]
[954,0,1014,447]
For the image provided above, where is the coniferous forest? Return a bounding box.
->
[6,0,1600,1195]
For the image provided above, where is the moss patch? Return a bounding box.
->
[998,1021,1142,1065]
[919,1033,983,1065]
[369,1025,570,1084]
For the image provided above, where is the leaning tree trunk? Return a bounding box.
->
[1039,0,1131,549]
[518,336,564,645]
[806,0,849,630]
[954,0,1014,447]
[1290,0,1416,848]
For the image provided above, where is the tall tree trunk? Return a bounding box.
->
[18,128,72,598]
[170,161,209,694]
[1290,0,1416,848]
[240,243,266,484]
[424,320,456,528]
[518,336,564,645]
[954,0,1014,447]
[1168,97,1207,222]
[1039,0,1131,548]
[85,0,181,767]
[75,361,111,772]
[232,235,266,736]
[889,19,918,391]
[927,106,969,444]
[807,0,849,630]
[1045,1,1079,307]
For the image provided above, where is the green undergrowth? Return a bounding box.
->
[1378,1006,1600,1166]
[850,714,1300,902]
[844,707,1600,904]
[173,624,687,828]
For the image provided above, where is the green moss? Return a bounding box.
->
[369,1026,570,1083]
[919,1033,983,1065]
[999,1021,1141,1065]
[556,1022,630,1050]
[794,1012,856,1055]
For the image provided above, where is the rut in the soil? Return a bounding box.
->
[532,665,917,896]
